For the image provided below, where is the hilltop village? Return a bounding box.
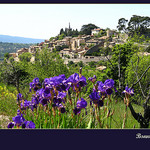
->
[8,27,128,65]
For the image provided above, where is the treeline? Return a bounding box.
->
[50,23,101,41]
[117,15,150,36]
[0,42,34,60]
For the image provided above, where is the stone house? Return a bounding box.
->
[59,48,72,57]
[17,48,29,56]
[91,28,102,36]
[86,39,99,46]
[107,29,118,37]
[9,53,17,58]
[71,37,86,50]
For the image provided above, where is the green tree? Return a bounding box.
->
[125,54,150,104]
[58,33,66,40]
[78,61,84,67]
[88,61,96,68]
[4,52,9,59]
[128,32,146,44]
[31,47,70,81]
[105,42,138,90]
[0,61,29,93]
[127,15,150,35]
[60,28,65,35]
[68,61,74,66]
[117,18,128,33]
[19,52,32,62]
[80,23,98,35]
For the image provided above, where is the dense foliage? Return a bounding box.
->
[0,42,33,60]
[105,42,138,90]
[125,54,150,104]
[117,15,150,36]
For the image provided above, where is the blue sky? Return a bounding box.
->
[0,4,150,40]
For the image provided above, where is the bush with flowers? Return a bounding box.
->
[0,84,18,117]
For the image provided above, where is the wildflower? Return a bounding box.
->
[49,74,67,88]
[30,96,39,111]
[122,86,134,106]
[12,114,25,127]
[73,98,87,115]
[66,73,87,91]
[39,97,49,106]
[76,98,87,109]
[89,91,101,104]
[53,97,65,105]
[88,75,97,83]
[57,103,66,113]
[29,77,41,92]
[73,107,82,115]
[7,122,15,128]
[122,86,134,96]
[17,93,23,102]
[17,109,21,115]
[20,100,31,110]
[21,121,35,129]
[97,79,117,96]
[104,79,117,95]
[97,81,106,94]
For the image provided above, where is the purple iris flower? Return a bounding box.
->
[53,92,66,106]
[43,75,68,93]
[88,75,97,83]
[104,79,118,94]
[89,91,101,103]
[22,121,35,129]
[17,93,23,102]
[17,109,21,115]
[49,74,67,87]
[73,107,81,115]
[30,96,39,111]
[97,81,106,94]
[36,87,51,99]
[89,91,103,107]
[122,86,134,96]
[57,91,66,99]
[97,79,117,96]
[57,103,66,113]
[7,122,15,128]
[29,77,41,92]
[12,114,25,126]
[36,87,52,106]
[104,79,115,88]
[43,78,51,87]
[105,88,113,95]
[43,86,51,98]
[8,113,36,129]
[56,83,69,92]
[73,98,87,115]
[36,88,44,97]
[20,100,31,110]
[76,98,87,109]
[39,97,49,106]
[97,100,104,107]
[66,73,87,91]
[53,97,64,105]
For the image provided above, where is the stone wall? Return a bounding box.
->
[63,55,112,64]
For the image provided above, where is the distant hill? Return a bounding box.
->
[0,34,44,44]
[0,42,34,60]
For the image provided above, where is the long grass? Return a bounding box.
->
[0,83,146,129]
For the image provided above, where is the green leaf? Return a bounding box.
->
[86,117,92,129]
